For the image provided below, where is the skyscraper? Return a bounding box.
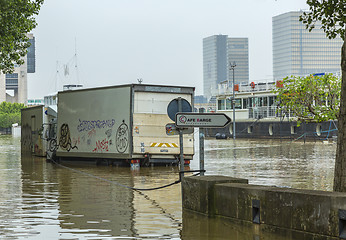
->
[203,35,249,100]
[272,11,343,80]
[0,33,35,104]
[228,38,249,85]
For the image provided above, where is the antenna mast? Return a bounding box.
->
[74,37,80,84]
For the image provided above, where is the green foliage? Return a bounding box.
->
[301,0,346,193]
[0,0,44,74]
[300,0,346,40]
[273,74,341,125]
[0,102,26,128]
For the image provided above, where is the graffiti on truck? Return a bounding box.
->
[77,119,115,132]
[59,123,78,152]
[92,138,109,152]
[116,120,129,153]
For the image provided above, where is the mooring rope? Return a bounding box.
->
[50,159,203,191]
[49,159,203,228]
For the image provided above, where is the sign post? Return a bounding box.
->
[199,128,205,176]
[175,112,232,177]
[178,98,185,178]
[167,97,192,178]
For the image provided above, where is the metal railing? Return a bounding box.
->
[217,82,276,96]
[248,106,293,119]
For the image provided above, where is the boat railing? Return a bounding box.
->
[248,106,293,119]
[218,82,276,95]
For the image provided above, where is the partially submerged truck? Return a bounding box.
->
[47,84,195,166]
[21,104,57,156]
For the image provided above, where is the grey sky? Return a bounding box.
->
[28,0,308,98]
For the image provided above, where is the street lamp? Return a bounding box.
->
[229,62,236,140]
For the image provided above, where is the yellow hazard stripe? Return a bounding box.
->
[171,143,178,148]
[150,143,178,148]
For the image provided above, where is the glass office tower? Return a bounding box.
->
[203,35,249,100]
[228,38,249,85]
[273,11,343,80]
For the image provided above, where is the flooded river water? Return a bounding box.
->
[0,135,336,239]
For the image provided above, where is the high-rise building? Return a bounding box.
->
[228,38,249,85]
[0,33,35,104]
[203,35,249,100]
[27,35,36,74]
[272,11,343,80]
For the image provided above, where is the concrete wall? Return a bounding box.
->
[182,175,346,239]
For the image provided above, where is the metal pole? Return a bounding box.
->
[199,128,205,176]
[230,62,237,140]
[178,98,184,178]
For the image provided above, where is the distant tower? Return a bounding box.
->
[203,35,249,101]
[227,38,249,85]
[272,11,343,80]
[203,35,228,100]
[0,33,35,104]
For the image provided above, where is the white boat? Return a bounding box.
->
[206,81,338,140]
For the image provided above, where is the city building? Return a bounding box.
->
[272,11,343,80]
[27,98,44,106]
[203,35,249,101]
[227,38,249,85]
[0,33,35,104]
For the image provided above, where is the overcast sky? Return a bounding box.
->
[28,0,308,98]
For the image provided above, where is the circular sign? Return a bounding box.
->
[167,98,192,121]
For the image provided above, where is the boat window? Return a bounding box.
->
[243,98,248,109]
[269,96,277,106]
[218,99,225,110]
[251,97,259,107]
[249,97,253,107]
[234,99,242,109]
[258,97,263,107]
[226,98,232,110]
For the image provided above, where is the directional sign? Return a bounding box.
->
[175,113,232,128]
[165,123,194,135]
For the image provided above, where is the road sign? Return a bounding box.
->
[175,113,231,128]
[165,123,194,135]
[167,98,192,121]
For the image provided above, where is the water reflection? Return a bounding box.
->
[182,211,294,240]
[192,138,335,191]
[0,136,337,239]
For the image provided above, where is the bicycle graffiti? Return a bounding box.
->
[116,120,129,153]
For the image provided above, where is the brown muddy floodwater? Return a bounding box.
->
[0,135,336,239]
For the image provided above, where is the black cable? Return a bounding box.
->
[50,159,203,191]
[49,159,198,228]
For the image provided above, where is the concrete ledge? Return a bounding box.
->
[182,175,248,216]
[182,175,346,238]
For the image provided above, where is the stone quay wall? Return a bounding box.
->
[182,175,346,239]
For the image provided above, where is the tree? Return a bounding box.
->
[300,0,346,192]
[0,102,26,128]
[0,0,44,74]
[273,74,341,126]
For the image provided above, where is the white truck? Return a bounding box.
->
[48,84,195,166]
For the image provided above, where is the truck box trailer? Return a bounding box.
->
[21,105,57,156]
[50,84,194,165]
